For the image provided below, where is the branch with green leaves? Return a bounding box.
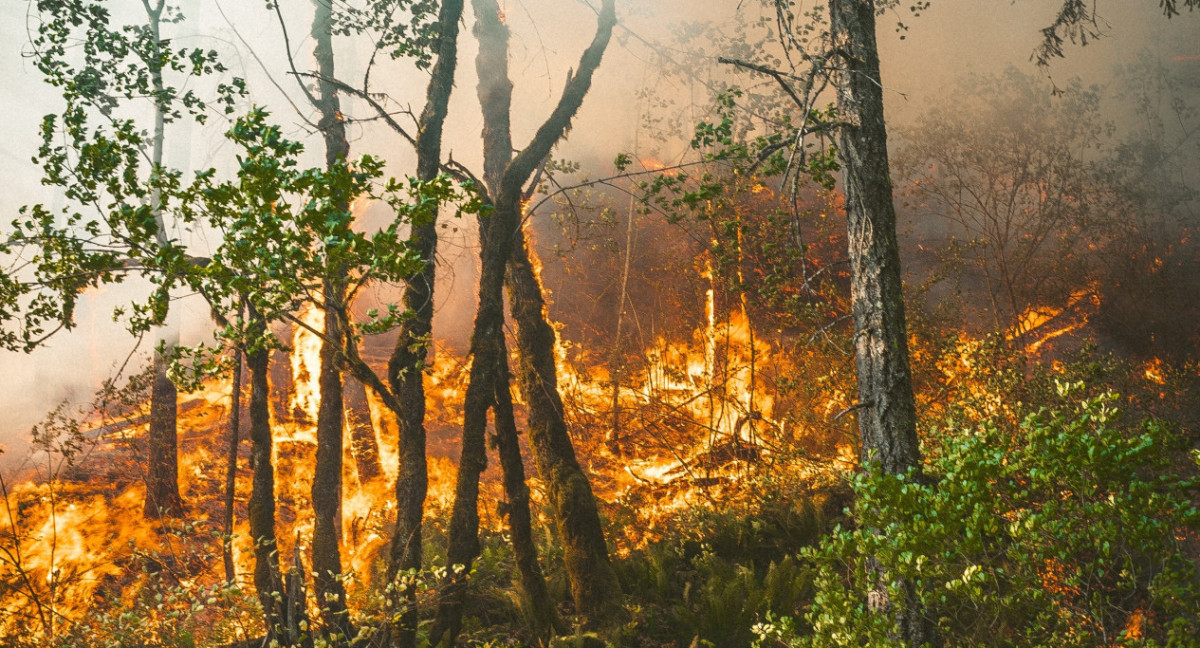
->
[1,0,246,352]
[171,107,483,384]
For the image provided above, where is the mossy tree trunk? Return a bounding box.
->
[492,341,559,640]
[309,0,353,643]
[433,0,622,637]
[428,187,505,647]
[383,3,464,648]
[246,312,287,643]
[505,236,623,622]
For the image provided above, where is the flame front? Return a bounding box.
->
[288,301,325,433]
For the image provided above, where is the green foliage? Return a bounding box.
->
[174,106,482,360]
[612,478,844,647]
[332,0,443,70]
[773,385,1200,647]
[2,0,245,350]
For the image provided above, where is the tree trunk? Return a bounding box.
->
[428,207,506,647]
[312,285,351,645]
[142,0,182,521]
[223,343,243,585]
[384,3,463,647]
[829,1,930,645]
[145,346,183,518]
[506,237,624,622]
[468,0,623,625]
[246,312,287,643]
[310,0,353,642]
[492,345,559,641]
[829,0,920,482]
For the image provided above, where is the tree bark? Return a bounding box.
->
[246,312,287,643]
[829,1,930,645]
[223,343,242,585]
[465,0,623,627]
[142,0,182,521]
[506,236,624,622]
[312,283,351,645]
[829,0,920,478]
[428,202,505,648]
[145,346,183,518]
[310,0,353,642]
[492,344,558,641]
[384,3,464,647]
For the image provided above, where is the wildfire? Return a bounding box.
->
[639,156,667,171]
[1008,285,1101,355]
[288,301,325,433]
[1143,358,1166,386]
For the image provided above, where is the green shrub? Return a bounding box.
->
[765,384,1200,647]
[614,478,844,646]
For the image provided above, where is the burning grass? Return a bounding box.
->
[0,281,1195,646]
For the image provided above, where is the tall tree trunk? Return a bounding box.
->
[467,0,622,625]
[142,0,181,521]
[829,1,930,645]
[492,344,558,641]
[312,283,351,645]
[223,343,243,585]
[829,0,920,491]
[429,205,506,648]
[246,312,287,643]
[384,3,463,647]
[310,0,353,643]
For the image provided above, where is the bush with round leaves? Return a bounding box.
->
[759,383,1200,647]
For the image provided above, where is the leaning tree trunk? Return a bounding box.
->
[426,8,519,629]
[384,3,464,648]
[428,286,497,646]
[245,313,287,643]
[222,342,243,584]
[428,193,509,645]
[829,1,931,646]
[506,235,623,622]
[467,0,623,626]
[309,0,353,643]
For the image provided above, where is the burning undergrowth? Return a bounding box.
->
[0,284,862,646]
[0,167,1195,646]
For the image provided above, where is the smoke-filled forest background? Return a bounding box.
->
[0,0,1198,646]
